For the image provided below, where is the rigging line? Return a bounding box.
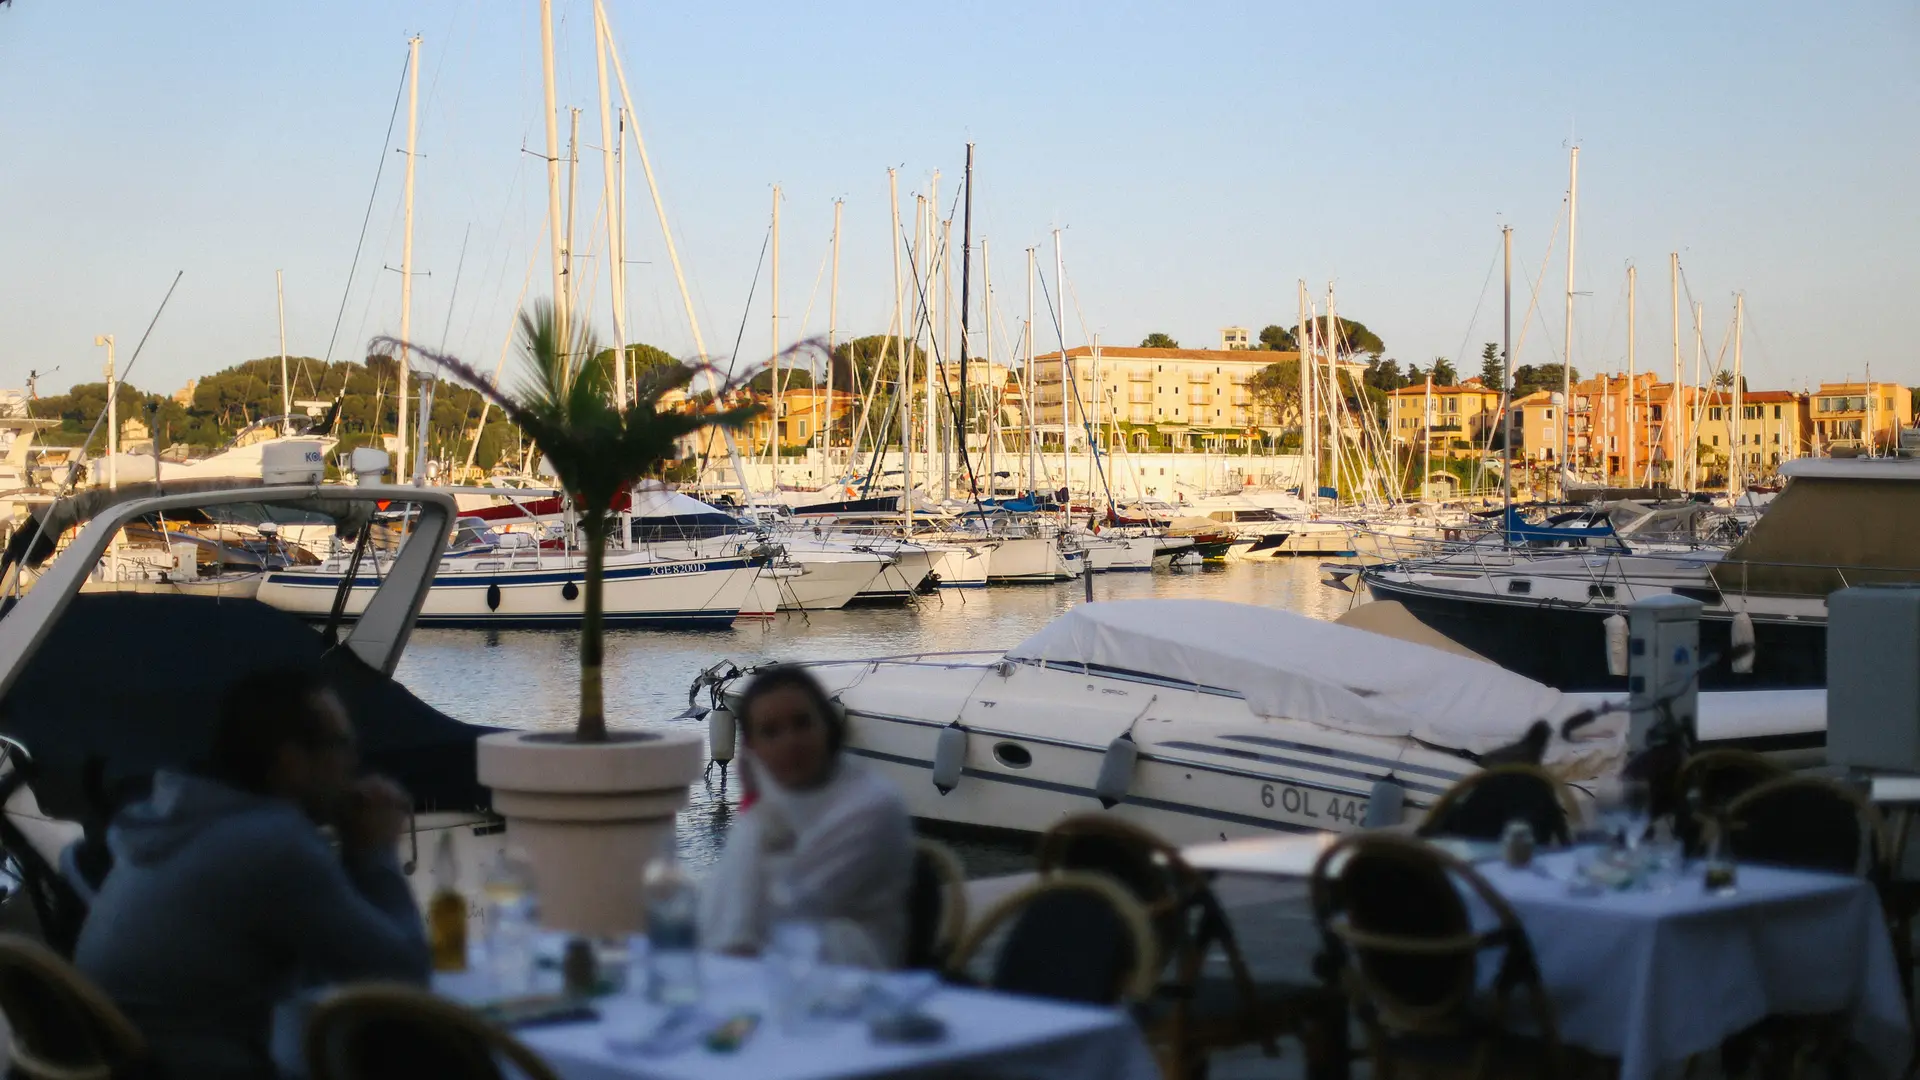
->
[696,223,773,481]
[1033,264,1118,514]
[1453,233,1502,460]
[895,209,989,518]
[322,48,411,369]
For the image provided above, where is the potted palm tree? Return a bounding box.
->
[375,302,760,934]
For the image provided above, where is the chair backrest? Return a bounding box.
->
[905,838,968,970]
[1036,815,1195,963]
[304,983,561,1080]
[946,871,1158,1006]
[1724,776,1881,878]
[1677,749,1787,814]
[1418,764,1577,846]
[1309,834,1558,1046]
[0,933,146,1080]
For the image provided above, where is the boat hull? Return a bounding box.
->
[258,555,760,628]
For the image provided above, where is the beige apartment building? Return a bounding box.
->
[1809,381,1912,452]
[1386,379,1503,455]
[1028,345,1295,449]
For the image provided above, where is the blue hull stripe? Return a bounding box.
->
[265,556,756,591]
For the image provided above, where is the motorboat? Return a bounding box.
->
[697,599,1633,846]
[0,482,505,946]
[1359,457,1917,696]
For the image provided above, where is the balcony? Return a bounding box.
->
[1187,373,1211,384]
[1231,394,1253,407]
[1127,389,1152,405]
[1127,371,1152,383]
[1189,392,1212,406]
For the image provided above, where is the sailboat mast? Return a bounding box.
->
[957,144,975,500]
[564,108,581,316]
[1502,225,1513,542]
[1026,247,1037,495]
[592,14,626,407]
[981,236,993,495]
[1421,371,1432,501]
[1298,281,1313,500]
[1561,145,1578,494]
[397,33,420,486]
[538,1,566,333]
[826,198,841,473]
[1731,293,1745,494]
[940,216,953,500]
[276,269,291,435]
[1054,228,1069,518]
[1670,252,1681,490]
[891,170,910,527]
[1326,285,1340,504]
[1692,302,1704,492]
[1626,264,1636,486]
[770,184,780,491]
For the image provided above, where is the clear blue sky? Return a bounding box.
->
[1,1,1914,401]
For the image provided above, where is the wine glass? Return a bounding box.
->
[766,920,824,1034]
[1621,779,1652,852]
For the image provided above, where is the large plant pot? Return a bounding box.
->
[477,729,703,937]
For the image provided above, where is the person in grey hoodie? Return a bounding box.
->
[75,668,429,1080]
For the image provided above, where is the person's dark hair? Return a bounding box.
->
[736,665,845,754]
[209,668,347,793]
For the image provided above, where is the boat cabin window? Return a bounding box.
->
[1507,579,1532,595]
[1208,511,1233,522]
[1587,583,1617,599]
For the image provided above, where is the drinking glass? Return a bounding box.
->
[1642,819,1684,892]
[766,920,824,1035]
[481,848,538,995]
[1621,779,1652,852]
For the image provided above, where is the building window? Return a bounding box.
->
[1710,407,1721,421]
[1545,409,1554,420]
[1651,405,1663,421]
[1712,435,1720,446]
[1773,433,1780,444]
[1773,405,1782,419]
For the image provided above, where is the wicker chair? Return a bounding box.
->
[1310,834,1566,1079]
[304,983,562,1080]
[0,933,148,1080]
[1038,814,1349,1080]
[945,871,1158,1006]
[1418,764,1579,847]
[905,838,968,970]
[1675,749,1788,855]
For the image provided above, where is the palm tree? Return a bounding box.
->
[374,301,760,742]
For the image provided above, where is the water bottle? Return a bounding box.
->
[482,849,537,994]
[641,854,702,1005]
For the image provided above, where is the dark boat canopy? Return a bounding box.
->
[0,594,496,822]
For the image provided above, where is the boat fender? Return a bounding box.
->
[707,705,736,766]
[486,582,502,611]
[1603,613,1629,677]
[1361,776,1405,829]
[1730,611,1756,674]
[932,723,968,795]
[561,580,580,602]
[1094,732,1138,810]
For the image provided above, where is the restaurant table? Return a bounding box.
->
[431,953,1160,1080]
[1184,833,1913,1080]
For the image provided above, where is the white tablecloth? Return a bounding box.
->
[1472,851,1912,1080]
[435,955,1158,1080]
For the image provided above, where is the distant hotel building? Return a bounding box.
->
[1028,345,1294,451]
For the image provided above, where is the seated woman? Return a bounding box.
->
[699,665,914,967]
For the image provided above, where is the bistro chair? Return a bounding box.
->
[1418,764,1579,847]
[304,983,562,1080]
[905,838,968,970]
[1037,815,1349,1080]
[0,933,148,1080]
[1310,833,1567,1079]
[945,871,1158,1006]
[1674,749,1788,854]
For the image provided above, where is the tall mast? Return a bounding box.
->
[1026,247,1037,494]
[1421,370,1432,501]
[1670,252,1681,490]
[1731,292,1745,494]
[1626,264,1636,486]
[925,174,941,496]
[1561,145,1578,493]
[397,33,421,485]
[1298,281,1314,499]
[890,170,910,527]
[1692,302,1704,492]
[564,109,581,318]
[770,184,780,489]
[913,195,929,493]
[1326,284,1340,504]
[538,1,566,338]
[957,144,975,501]
[940,216,953,500]
[1502,226,1513,541]
[592,13,626,407]
[981,235,993,495]
[826,198,842,471]
[276,269,291,435]
[1054,228,1069,516]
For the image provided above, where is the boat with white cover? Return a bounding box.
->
[700,599,1651,846]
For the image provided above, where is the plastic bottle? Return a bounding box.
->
[427,832,468,973]
[481,848,536,993]
[641,854,701,1005]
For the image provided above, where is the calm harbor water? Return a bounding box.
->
[392,559,1354,876]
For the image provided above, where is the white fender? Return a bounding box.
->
[707,705,736,766]
[932,723,968,795]
[1094,732,1138,809]
[1604,613,1630,677]
[1361,776,1406,829]
[1730,611,1756,674]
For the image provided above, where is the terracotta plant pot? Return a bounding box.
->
[477,729,702,937]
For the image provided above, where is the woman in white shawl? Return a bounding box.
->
[698,665,915,967]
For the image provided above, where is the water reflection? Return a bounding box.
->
[393,560,1352,875]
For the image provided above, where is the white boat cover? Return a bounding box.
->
[1005,599,1582,754]
[631,482,733,520]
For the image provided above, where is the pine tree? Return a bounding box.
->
[1478,342,1505,388]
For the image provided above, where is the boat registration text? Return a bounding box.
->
[1259,782,1367,827]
